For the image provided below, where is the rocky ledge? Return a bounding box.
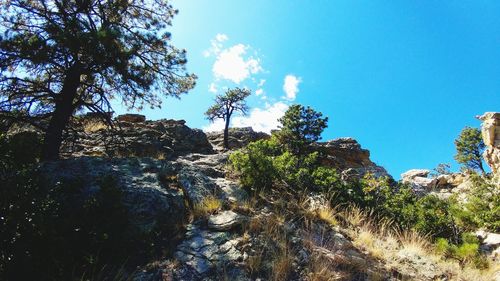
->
[62,114,213,158]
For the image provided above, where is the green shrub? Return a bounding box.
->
[412,195,457,239]
[229,136,340,193]
[229,137,281,192]
[435,238,450,255]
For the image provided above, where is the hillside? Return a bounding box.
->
[1,112,499,281]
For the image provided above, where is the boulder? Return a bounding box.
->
[401,169,430,180]
[208,211,246,231]
[206,127,269,150]
[314,138,390,180]
[401,169,438,191]
[41,157,186,242]
[476,230,500,261]
[116,113,146,123]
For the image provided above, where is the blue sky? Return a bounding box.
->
[113,1,500,178]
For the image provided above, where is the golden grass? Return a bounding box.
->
[191,196,222,218]
[83,120,109,133]
[317,205,338,226]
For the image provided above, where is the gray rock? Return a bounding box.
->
[208,211,245,231]
[41,157,186,239]
[62,117,213,158]
[314,138,391,180]
[401,169,431,180]
[188,257,212,275]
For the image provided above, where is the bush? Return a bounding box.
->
[412,195,457,239]
[229,137,281,192]
[435,233,485,268]
[229,136,340,193]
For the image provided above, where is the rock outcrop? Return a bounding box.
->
[206,127,269,151]
[477,112,500,177]
[314,138,390,180]
[63,114,213,158]
[401,169,436,192]
[41,157,187,242]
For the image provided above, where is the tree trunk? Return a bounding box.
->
[41,64,81,161]
[223,116,230,149]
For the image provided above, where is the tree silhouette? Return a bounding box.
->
[0,0,196,160]
[205,88,250,149]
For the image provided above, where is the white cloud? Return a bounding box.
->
[232,102,288,133]
[208,83,217,93]
[255,88,264,96]
[212,44,262,84]
[283,75,301,101]
[203,118,226,132]
[215,33,228,42]
[257,79,266,87]
[203,33,229,57]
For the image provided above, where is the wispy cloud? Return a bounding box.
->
[283,74,301,101]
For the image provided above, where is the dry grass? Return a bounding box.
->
[246,249,264,276]
[270,245,293,281]
[341,205,369,228]
[316,204,338,226]
[83,120,109,133]
[336,204,500,281]
[191,196,222,218]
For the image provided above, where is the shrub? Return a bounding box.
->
[412,195,457,239]
[449,173,499,233]
[229,137,281,192]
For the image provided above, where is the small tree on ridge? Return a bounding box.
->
[205,88,251,149]
[276,104,328,155]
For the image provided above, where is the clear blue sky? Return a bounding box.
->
[113,1,499,178]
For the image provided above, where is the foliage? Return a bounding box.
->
[229,135,340,193]
[450,173,500,232]
[229,137,281,192]
[411,195,457,239]
[454,127,486,173]
[435,233,486,268]
[431,163,452,177]
[0,0,196,160]
[276,104,328,155]
[205,87,251,148]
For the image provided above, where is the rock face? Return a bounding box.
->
[116,113,146,123]
[206,127,269,150]
[41,157,186,241]
[401,169,436,192]
[314,138,390,180]
[63,114,213,158]
[401,169,470,195]
[477,112,500,176]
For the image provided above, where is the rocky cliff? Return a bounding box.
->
[62,114,213,158]
[478,112,500,177]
